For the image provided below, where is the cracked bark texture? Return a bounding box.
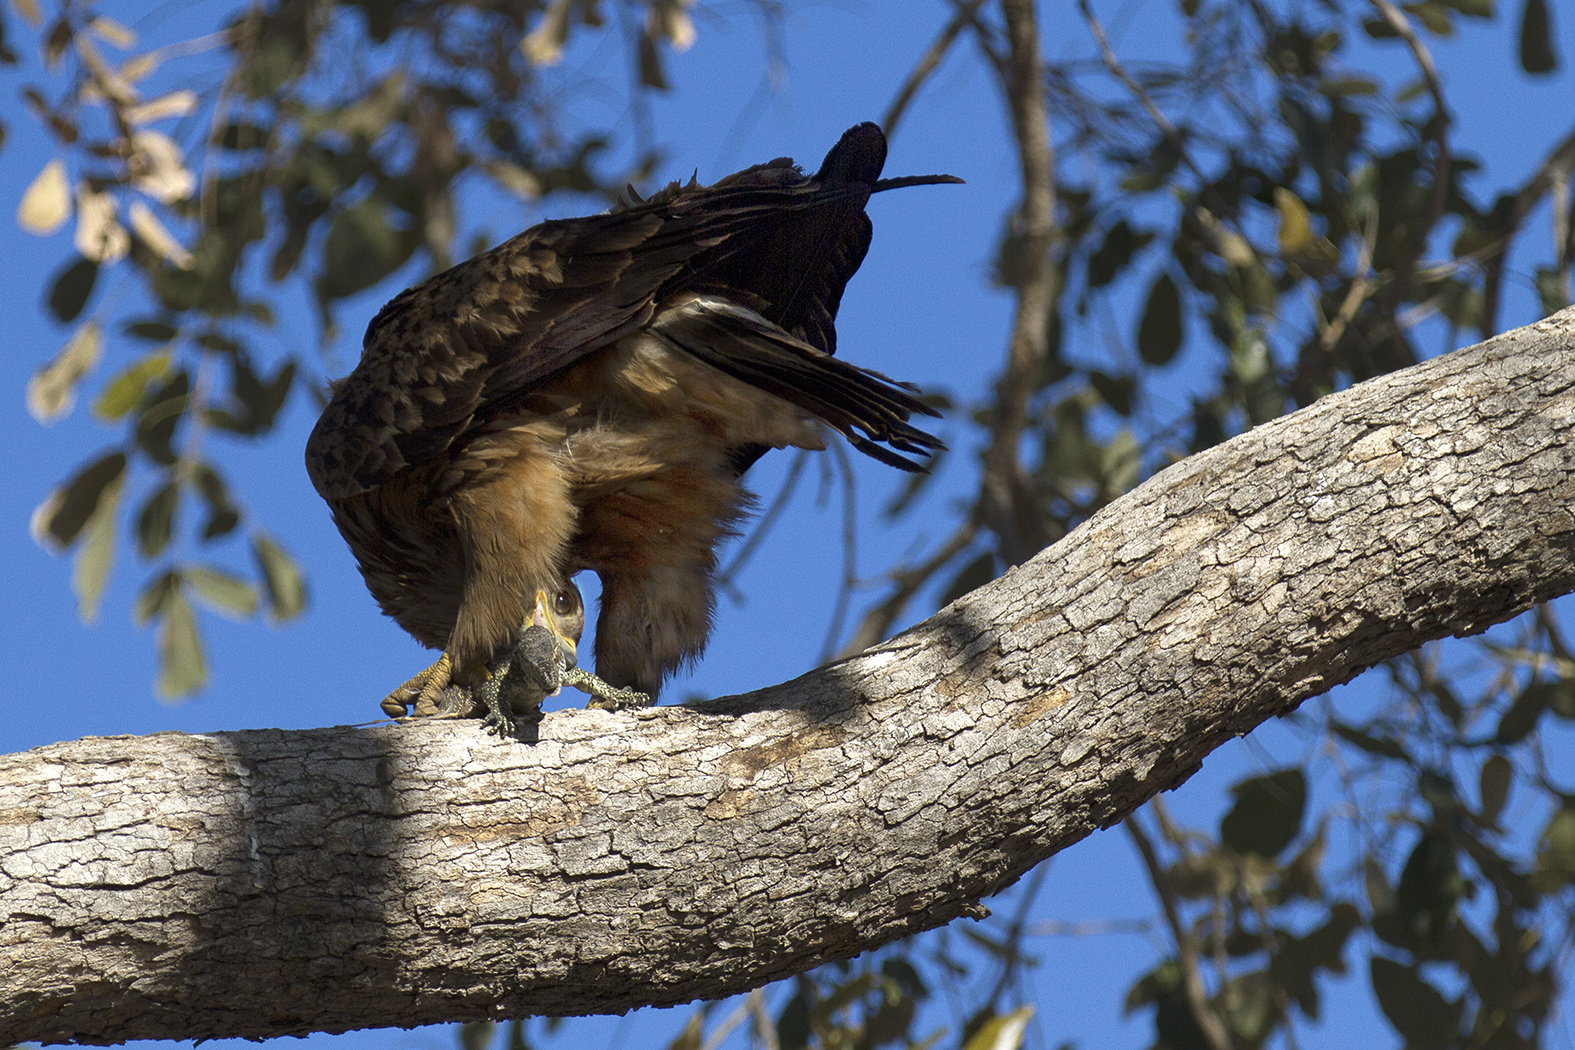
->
[5,309,1575,1046]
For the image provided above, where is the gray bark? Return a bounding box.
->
[5,309,1575,1046]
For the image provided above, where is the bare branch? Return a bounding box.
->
[980,0,1057,566]
[819,440,861,663]
[838,521,978,658]
[718,449,809,598]
[1126,815,1232,1050]
[1367,0,1451,231]
[1077,0,1210,192]
[5,310,1575,1044]
[1318,208,1380,357]
[882,0,992,140]
[1483,125,1575,336]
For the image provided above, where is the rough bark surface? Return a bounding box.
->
[5,310,1575,1046]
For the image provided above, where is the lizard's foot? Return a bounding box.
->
[430,682,477,719]
[381,653,453,718]
[565,668,653,711]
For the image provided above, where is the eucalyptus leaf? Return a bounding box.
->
[94,351,172,421]
[183,564,259,619]
[1519,0,1557,73]
[136,480,180,559]
[1479,754,1513,824]
[27,320,101,422]
[1137,271,1182,365]
[155,585,206,699]
[252,532,306,622]
[1220,769,1306,858]
[1370,957,1462,1049]
[46,255,98,322]
[31,449,126,551]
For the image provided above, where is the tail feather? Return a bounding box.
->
[650,296,944,473]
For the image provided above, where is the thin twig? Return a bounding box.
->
[1367,0,1451,242]
[1077,0,1206,189]
[965,1,1009,81]
[818,439,860,663]
[837,521,977,658]
[979,0,1057,567]
[1481,125,1575,336]
[748,987,779,1050]
[699,996,750,1050]
[1317,207,1380,357]
[979,863,1050,1015]
[1026,917,1154,937]
[1552,165,1572,301]
[882,0,992,139]
[1126,814,1233,1050]
[717,449,808,598]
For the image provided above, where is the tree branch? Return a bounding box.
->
[6,309,1575,1045]
[981,0,1057,567]
[1368,0,1451,245]
[882,0,992,140]
[1126,815,1231,1050]
[1479,124,1575,337]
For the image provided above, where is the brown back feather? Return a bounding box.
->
[305,122,959,502]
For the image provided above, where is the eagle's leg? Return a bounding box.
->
[380,653,456,718]
[595,562,718,701]
[444,445,579,734]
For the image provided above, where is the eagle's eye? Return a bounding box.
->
[553,589,576,616]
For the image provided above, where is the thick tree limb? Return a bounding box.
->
[5,310,1575,1046]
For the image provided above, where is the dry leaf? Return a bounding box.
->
[74,33,136,104]
[74,184,129,263]
[119,52,162,84]
[521,0,573,65]
[647,0,696,52]
[87,16,136,49]
[126,89,197,125]
[483,159,542,199]
[27,321,102,423]
[128,200,193,268]
[130,131,195,203]
[11,0,41,28]
[18,158,71,234]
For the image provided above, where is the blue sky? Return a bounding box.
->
[3,2,1575,1049]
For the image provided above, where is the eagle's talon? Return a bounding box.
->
[385,653,456,719]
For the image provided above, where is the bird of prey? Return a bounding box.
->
[305,122,959,736]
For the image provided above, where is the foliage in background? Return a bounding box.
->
[11,0,1575,1049]
[15,0,695,696]
[836,1,1575,1048]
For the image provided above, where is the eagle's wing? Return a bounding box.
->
[304,208,676,501]
[305,122,957,502]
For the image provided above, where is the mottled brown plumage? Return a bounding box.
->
[305,123,958,733]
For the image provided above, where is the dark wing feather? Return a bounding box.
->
[306,211,679,501]
[649,296,943,472]
[304,121,960,501]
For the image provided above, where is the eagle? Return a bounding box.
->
[305,122,958,736]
